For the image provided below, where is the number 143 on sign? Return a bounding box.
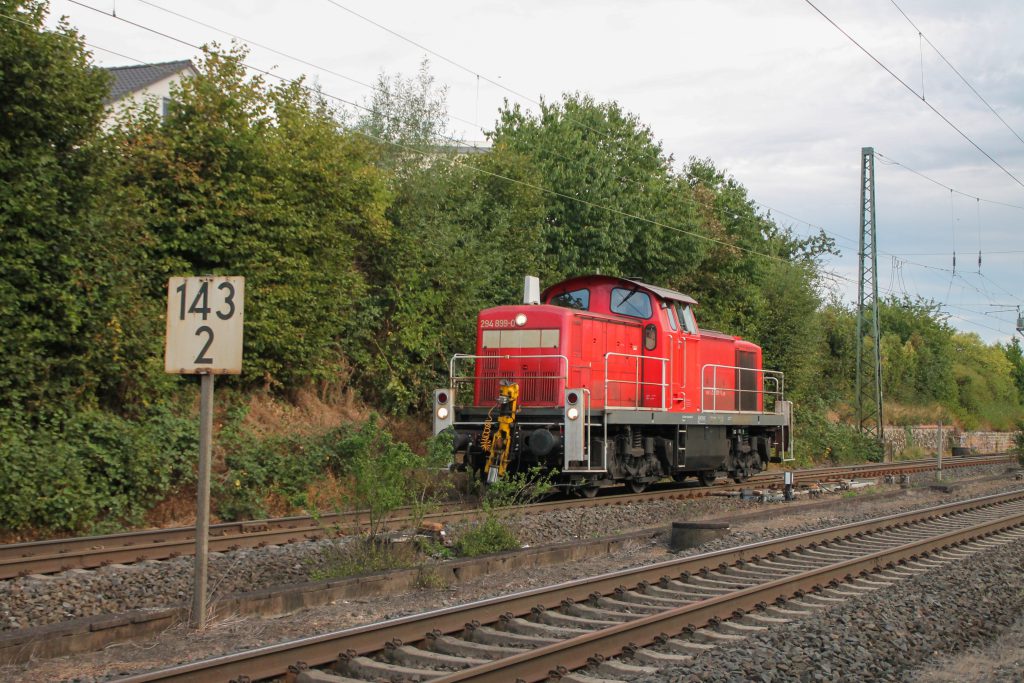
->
[165,276,245,374]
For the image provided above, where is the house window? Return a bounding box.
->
[161,97,172,120]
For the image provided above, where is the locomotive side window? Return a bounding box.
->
[674,302,697,334]
[643,323,657,350]
[550,288,590,310]
[610,288,652,319]
[665,304,679,331]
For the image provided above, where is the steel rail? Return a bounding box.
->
[434,504,1024,682]
[111,487,1024,683]
[0,454,1012,580]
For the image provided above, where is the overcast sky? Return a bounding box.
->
[46,0,1024,344]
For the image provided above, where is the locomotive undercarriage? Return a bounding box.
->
[450,407,779,494]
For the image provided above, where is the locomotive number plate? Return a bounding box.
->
[480,319,516,329]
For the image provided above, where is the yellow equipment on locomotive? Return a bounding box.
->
[481,380,520,483]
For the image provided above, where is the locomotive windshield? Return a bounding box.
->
[610,287,653,319]
[550,288,590,310]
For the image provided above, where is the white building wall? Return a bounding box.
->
[104,71,192,126]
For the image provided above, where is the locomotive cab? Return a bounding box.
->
[434,275,792,493]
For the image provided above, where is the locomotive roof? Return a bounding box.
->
[623,278,698,305]
[542,275,697,306]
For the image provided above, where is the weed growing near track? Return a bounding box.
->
[453,466,555,557]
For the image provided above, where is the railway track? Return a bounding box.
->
[112,486,1024,682]
[0,454,1012,580]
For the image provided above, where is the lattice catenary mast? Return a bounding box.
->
[856,147,884,443]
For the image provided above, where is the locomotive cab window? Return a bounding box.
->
[610,287,652,319]
[665,303,679,331]
[550,288,590,310]
[674,302,697,334]
[643,324,657,350]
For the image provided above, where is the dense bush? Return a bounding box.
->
[793,400,883,465]
[0,407,196,533]
[215,412,448,524]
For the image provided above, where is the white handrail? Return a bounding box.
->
[699,363,785,413]
[603,352,669,411]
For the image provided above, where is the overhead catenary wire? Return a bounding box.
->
[126,0,714,227]
[68,1,989,306]
[803,0,1024,192]
[889,0,1024,148]
[873,152,1024,212]
[130,0,498,146]
[320,0,651,153]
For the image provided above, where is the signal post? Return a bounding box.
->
[164,275,245,629]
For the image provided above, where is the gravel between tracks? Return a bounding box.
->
[0,463,1009,632]
[634,528,1024,683]
[0,463,1019,681]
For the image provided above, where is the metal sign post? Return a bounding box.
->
[164,275,244,629]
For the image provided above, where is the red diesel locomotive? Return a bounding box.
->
[432,274,792,495]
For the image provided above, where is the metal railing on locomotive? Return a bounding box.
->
[602,352,670,411]
[701,363,794,462]
[699,363,784,412]
[447,353,602,476]
[448,353,570,407]
[593,352,671,475]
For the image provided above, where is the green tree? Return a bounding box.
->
[678,158,835,400]
[115,46,392,390]
[877,297,956,404]
[1000,336,1024,403]
[950,333,1022,429]
[490,93,700,280]
[351,65,547,412]
[0,0,162,415]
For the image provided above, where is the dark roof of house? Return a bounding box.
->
[102,60,195,104]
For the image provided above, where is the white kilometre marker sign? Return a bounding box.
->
[164,276,245,629]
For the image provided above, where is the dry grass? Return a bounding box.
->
[884,402,955,428]
[241,386,373,439]
[144,486,199,528]
[913,618,1024,682]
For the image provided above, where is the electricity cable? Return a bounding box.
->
[803,0,1024,192]
[889,0,1024,148]
[30,4,1020,334]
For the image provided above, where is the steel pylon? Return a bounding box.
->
[856,147,884,442]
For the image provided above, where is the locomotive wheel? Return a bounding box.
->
[698,470,717,487]
[671,472,689,483]
[626,480,647,494]
[580,486,600,499]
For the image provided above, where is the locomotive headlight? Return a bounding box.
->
[567,407,580,421]
[436,406,449,420]
[515,313,528,326]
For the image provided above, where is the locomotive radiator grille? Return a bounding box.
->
[454,351,568,408]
